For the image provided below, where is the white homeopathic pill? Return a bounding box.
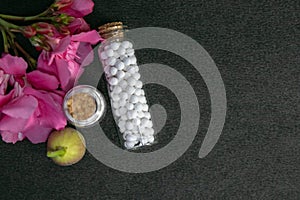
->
[111,93,120,101]
[119,99,127,107]
[110,42,120,50]
[141,118,150,127]
[114,109,121,117]
[143,127,153,136]
[123,57,131,66]
[109,77,119,85]
[107,57,116,66]
[126,110,133,119]
[135,103,143,112]
[122,72,130,80]
[126,86,135,95]
[137,111,145,118]
[110,67,118,76]
[127,77,137,86]
[117,47,126,55]
[135,80,143,89]
[120,127,126,133]
[125,121,134,130]
[131,110,138,119]
[104,66,111,75]
[121,40,131,49]
[112,85,122,94]
[144,112,151,119]
[123,130,132,140]
[112,102,120,109]
[126,134,138,142]
[134,88,142,96]
[120,55,127,61]
[100,51,108,60]
[120,114,128,121]
[129,56,137,64]
[147,120,153,128]
[127,110,137,119]
[140,136,150,145]
[119,107,127,115]
[105,48,114,57]
[113,51,119,58]
[130,95,139,103]
[142,104,149,111]
[124,141,137,149]
[126,103,134,110]
[133,118,141,126]
[118,80,128,89]
[132,73,141,80]
[116,71,126,79]
[118,120,126,130]
[126,48,135,56]
[139,96,146,103]
[127,66,136,74]
[119,92,128,100]
[115,61,125,70]
[146,135,155,143]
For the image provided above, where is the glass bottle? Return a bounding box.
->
[98,22,155,149]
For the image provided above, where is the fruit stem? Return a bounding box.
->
[47,147,67,158]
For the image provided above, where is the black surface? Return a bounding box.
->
[0,0,300,199]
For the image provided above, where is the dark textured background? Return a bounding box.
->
[0,0,299,199]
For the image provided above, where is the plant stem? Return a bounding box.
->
[0,17,20,30]
[0,27,9,53]
[15,42,36,69]
[0,9,50,22]
[47,147,67,158]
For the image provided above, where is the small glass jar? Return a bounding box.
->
[63,85,106,127]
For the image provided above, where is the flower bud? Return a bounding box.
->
[55,13,75,25]
[58,25,70,36]
[29,35,52,51]
[52,0,73,11]
[33,22,55,35]
[21,26,36,38]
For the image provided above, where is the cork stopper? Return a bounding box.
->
[98,22,126,39]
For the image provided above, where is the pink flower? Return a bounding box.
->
[0,54,27,108]
[0,54,67,144]
[37,30,101,91]
[54,0,94,18]
[0,87,67,144]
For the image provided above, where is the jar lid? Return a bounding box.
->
[98,22,126,39]
[63,85,106,127]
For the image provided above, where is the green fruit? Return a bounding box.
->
[47,127,86,166]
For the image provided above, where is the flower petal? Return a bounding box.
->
[71,0,94,17]
[0,115,29,133]
[60,0,94,17]
[68,18,90,34]
[54,58,72,90]
[27,70,59,90]
[23,87,67,130]
[0,130,25,144]
[0,54,27,75]
[75,42,94,66]
[2,95,38,118]
[0,90,14,108]
[71,30,101,44]
[23,123,52,144]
